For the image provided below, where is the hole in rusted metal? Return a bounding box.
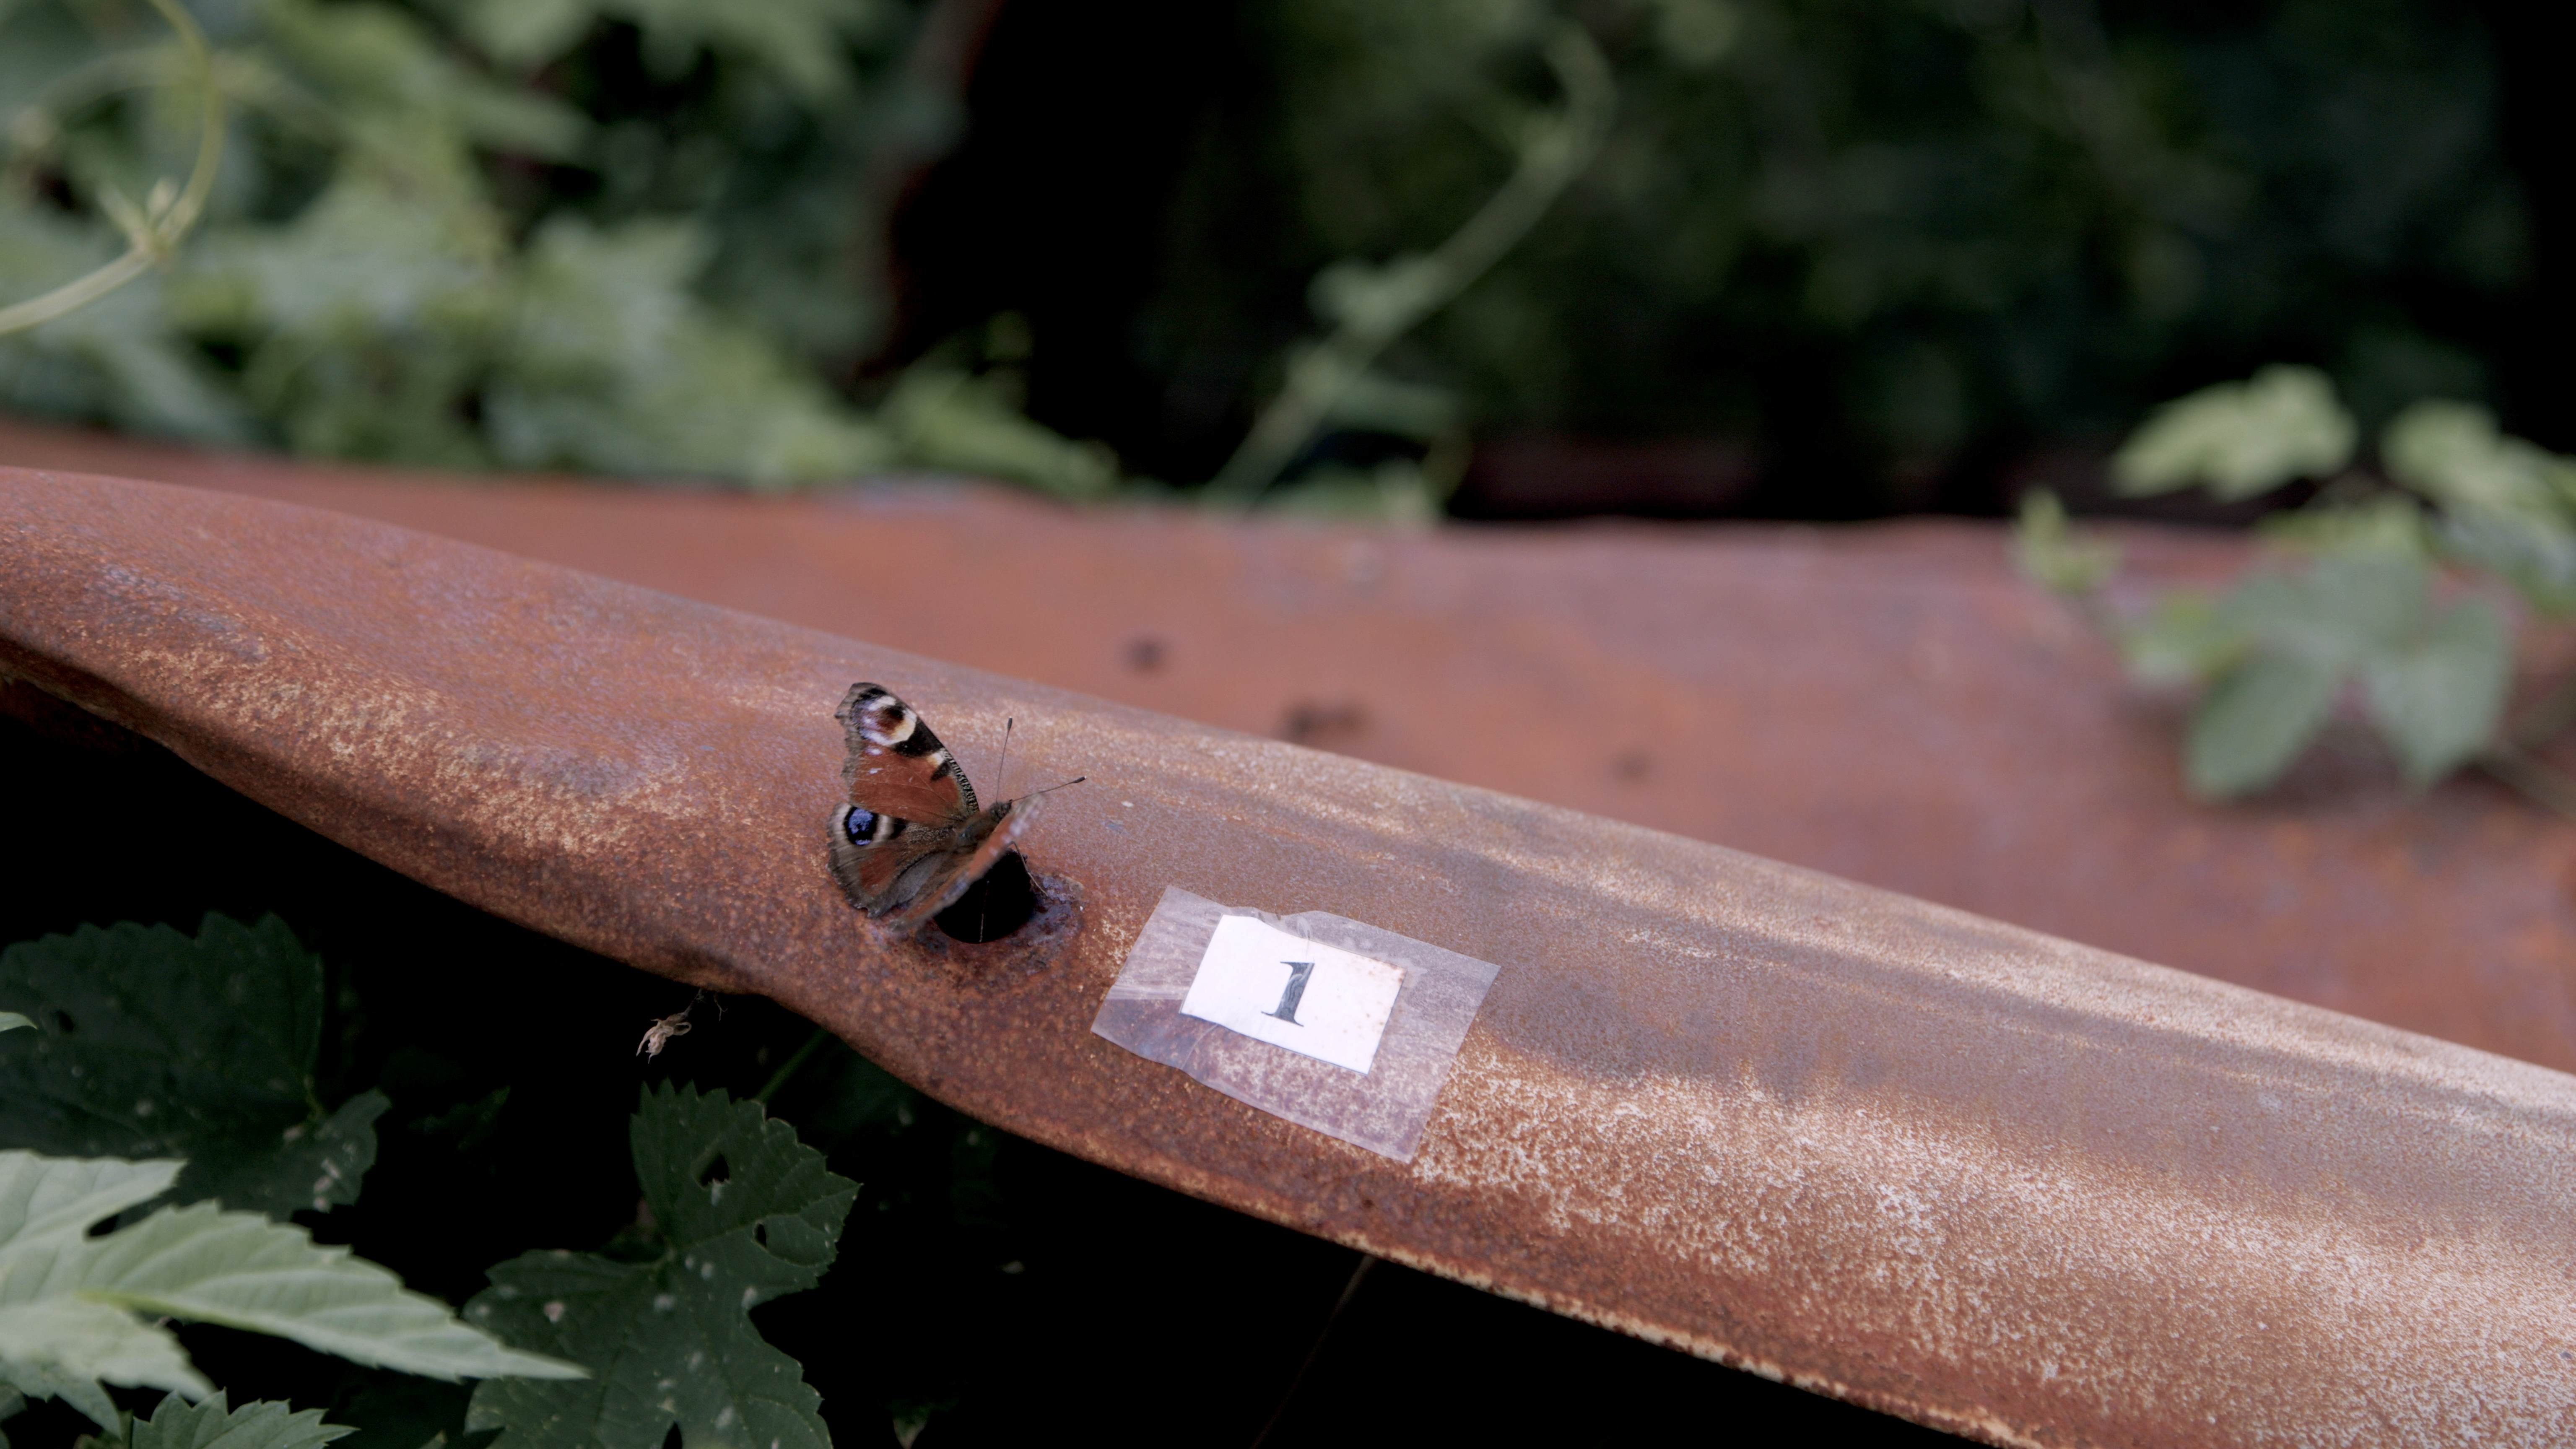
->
[934,851,1037,942]
[1280,699,1368,748]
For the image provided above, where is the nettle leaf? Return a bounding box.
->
[463,1084,858,1449]
[2186,651,2343,798]
[0,1149,580,1431]
[2113,365,2356,501]
[0,915,389,1218]
[127,1391,353,1449]
[2363,598,2511,784]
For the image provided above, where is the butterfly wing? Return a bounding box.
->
[881,792,1044,932]
[827,682,1035,926]
[836,683,979,823]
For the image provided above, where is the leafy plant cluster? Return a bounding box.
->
[0,0,1112,495]
[2015,365,2576,803]
[8,0,2534,519]
[1125,0,2527,508]
[0,915,864,1449]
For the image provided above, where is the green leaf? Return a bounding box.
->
[2186,652,2342,797]
[2012,488,2119,596]
[880,364,1118,499]
[0,1148,579,1426]
[2112,364,2356,500]
[0,1152,199,1423]
[2381,400,2576,517]
[73,1202,586,1381]
[2362,598,2511,785]
[0,915,386,1218]
[2379,402,2576,613]
[2118,590,2241,686]
[462,1083,858,1449]
[260,0,589,161]
[0,1356,118,1436]
[2222,545,2426,665]
[483,218,895,487]
[128,1392,353,1449]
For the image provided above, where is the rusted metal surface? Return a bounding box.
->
[5,465,2575,1445]
[6,418,2572,1079]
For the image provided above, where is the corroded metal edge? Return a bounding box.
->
[6,468,2573,1446]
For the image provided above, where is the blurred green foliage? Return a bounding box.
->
[2016,371,2576,801]
[0,0,2538,511]
[1136,0,2526,504]
[0,0,1121,493]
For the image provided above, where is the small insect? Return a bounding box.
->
[636,1010,691,1059]
[826,683,1080,932]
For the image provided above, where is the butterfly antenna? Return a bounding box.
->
[1024,775,1088,799]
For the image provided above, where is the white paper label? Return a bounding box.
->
[1178,914,1405,1074]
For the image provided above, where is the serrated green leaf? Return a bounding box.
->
[0,1152,200,1423]
[73,1202,585,1382]
[0,1147,578,1420]
[2362,598,2511,785]
[462,1084,857,1449]
[0,916,383,1218]
[0,1355,118,1434]
[129,1391,352,1449]
[2186,652,2342,797]
[2113,365,2356,501]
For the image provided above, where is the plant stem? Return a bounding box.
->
[1246,1252,1378,1448]
[1203,22,1613,507]
[0,0,226,338]
[754,1026,833,1106]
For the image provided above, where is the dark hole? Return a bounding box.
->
[753,1221,769,1248]
[697,1153,730,1188]
[935,851,1037,943]
[1280,699,1368,748]
[660,1425,682,1449]
[1124,635,1167,673]
[50,1008,74,1036]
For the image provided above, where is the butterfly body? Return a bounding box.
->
[827,683,1041,930]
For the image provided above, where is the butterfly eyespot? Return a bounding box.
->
[842,808,877,844]
[860,705,918,747]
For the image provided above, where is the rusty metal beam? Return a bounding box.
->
[5,467,2573,1446]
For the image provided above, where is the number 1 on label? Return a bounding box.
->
[1266,961,1317,1024]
